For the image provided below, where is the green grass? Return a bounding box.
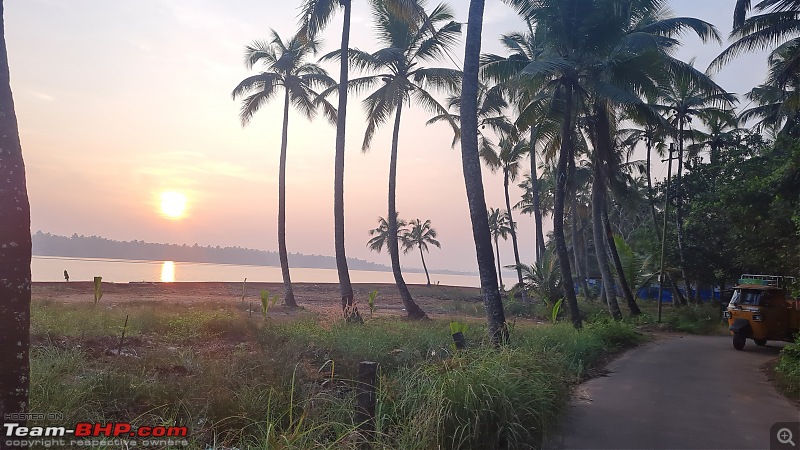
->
[28,299,643,449]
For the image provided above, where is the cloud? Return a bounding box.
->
[29,91,55,101]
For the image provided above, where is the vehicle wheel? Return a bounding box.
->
[733,333,746,350]
[754,338,767,346]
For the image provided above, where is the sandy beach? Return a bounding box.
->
[32,281,486,319]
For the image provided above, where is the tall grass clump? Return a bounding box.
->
[382,347,569,449]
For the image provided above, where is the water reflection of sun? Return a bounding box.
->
[161,261,175,282]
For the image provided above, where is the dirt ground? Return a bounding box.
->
[32,281,486,320]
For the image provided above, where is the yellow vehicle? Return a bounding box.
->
[724,274,800,350]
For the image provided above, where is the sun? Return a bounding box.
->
[160,191,187,219]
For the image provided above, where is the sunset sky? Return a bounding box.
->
[6,0,768,273]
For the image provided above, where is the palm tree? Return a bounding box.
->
[518,248,561,306]
[713,0,800,84]
[481,27,549,261]
[402,219,441,286]
[739,42,800,137]
[367,213,408,253]
[657,70,736,303]
[298,0,426,317]
[427,82,515,153]
[232,31,336,308]
[337,1,459,319]
[481,134,528,300]
[487,207,512,293]
[0,0,33,423]
[504,0,726,320]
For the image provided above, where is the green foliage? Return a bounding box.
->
[550,299,563,324]
[776,335,800,399]
[449,321,467,336]
[677,132,800,285]
[93,276,103,305]
[368,289,378,316]
[260,289,279,318]
[503,293,539,318]
[518,248,562,306]
[613,235,656,296]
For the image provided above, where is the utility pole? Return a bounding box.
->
[657,143,678,323]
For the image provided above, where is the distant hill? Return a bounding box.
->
[31,231,473,275]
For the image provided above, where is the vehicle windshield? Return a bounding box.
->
[729,289,765,306]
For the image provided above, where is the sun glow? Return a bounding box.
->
[160,261,175,282]
[160,191,187,219]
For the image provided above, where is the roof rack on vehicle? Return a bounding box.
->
[738,274,796,288]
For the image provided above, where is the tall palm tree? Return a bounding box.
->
[0,0,32,423]
[402,219,441,286]
[481,27,549,261]
[657,71,736,303]
[232,31,336,308]
[619,111,669,237]
[481,134,529,300]
[298,0,426,317]
[487,207,512,293]
[337,1,459,319]
[367,213,408,253]
[461,0,508,344]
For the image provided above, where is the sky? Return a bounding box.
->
[5,0,770,274]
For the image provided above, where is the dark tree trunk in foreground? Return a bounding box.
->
[554,84,582,329]
[461,0,507,344]
[0,0,32,434]
[387,102,426,319]
[529,130,546,261]
[504,169,527,301]
[334,0,360,320]
[592,174,622,320]
[278,89,297,307]
[602,206,641,316]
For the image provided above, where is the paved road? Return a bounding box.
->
[546,334,799,450]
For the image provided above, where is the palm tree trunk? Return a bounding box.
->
[571,197,591,299]
[334,0,359,320]
[602,204,641,315]
[278,89,297,307]
[418,244,431,286]
[646,139,659,238]
[461,0,507,345]
[675,120,691,305]
[554,84,582,329]
[592,174,622,320]
[388,101,426,319]
[0,0,32,424]
[529,129,545,261]
[494,236,504,292]
[504,169,526,300]
[581,221,593,300]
